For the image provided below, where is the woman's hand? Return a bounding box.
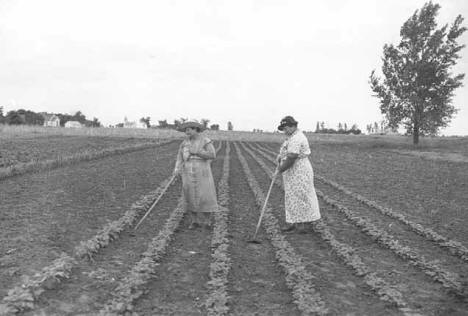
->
[189,146,199,156]
[276,155,282,164]
[278,153,298,173]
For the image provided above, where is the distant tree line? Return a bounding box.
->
[150,117,232,131]
[314,121,361,135]
[0,107,101,127]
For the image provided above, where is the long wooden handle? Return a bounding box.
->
[134,174,176,230]
[253,171,278,238]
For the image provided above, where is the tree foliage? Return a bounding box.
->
[140,117,151,128]
[370,1,466,144]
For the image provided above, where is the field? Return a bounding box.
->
[0,127,467,315]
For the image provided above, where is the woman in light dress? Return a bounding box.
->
[276,116,321,233]
[173,121,218,228]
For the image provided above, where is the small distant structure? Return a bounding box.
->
[42,114,60,127]
[123,117,147,129]
[65,121,83,128]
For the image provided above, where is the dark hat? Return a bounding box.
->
[277,116,298,131]
[176,121,206,132]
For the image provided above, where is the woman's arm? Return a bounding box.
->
[190,141,216,160]
[278,153,298,173]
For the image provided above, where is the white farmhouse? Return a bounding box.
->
[65,121,83,128]
[42,114,60,127]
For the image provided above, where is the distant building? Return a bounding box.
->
[42,114,60,127]
[65,121,83,128]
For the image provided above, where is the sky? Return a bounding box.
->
[0,0,467,134]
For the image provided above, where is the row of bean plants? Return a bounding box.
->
[240,142,412,312]
[99,198,186,315]
[314,176,468,262]
[249,143,464,296]
[233,143,328,315]
[0,175,177,314]
[205,142,231,315]
[0,254,76,315]
[99,142,223,314]
[75,175,177,259]
[254,142,468,263]
[0,139,174,181]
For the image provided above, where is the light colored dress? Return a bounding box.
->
[175,136,218,216]
[279,129,321,223]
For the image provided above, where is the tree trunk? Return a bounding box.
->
[413,122,419,145]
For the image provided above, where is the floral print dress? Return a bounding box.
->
[279,130,321,223]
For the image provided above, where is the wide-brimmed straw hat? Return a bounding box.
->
[176,121,206,132]
[277,116,298,131]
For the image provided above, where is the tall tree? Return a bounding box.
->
[315,121,320,133]
[227,121,233,131]
[140,117,151,128]
[200,118,210,128]
[158,119,168,128]
[370,2,466,144]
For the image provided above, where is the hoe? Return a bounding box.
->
[247,170,278,244]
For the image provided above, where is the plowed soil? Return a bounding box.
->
[0,138,467,316]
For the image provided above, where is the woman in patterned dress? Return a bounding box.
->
[173,121,218,228]
[276,116,321,233]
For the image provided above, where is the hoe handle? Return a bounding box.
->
[134,174,176,230]
[252,170,278,239]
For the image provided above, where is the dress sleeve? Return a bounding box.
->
[286,134,302,155]
[205,141,216,159]
[197,137,216,159]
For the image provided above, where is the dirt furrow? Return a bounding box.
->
[132,144,226,315]
[0,141,180,299]
[245,142,468,315]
